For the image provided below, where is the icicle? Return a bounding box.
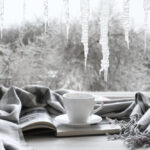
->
[19,0,26,48]
[23,0,26,25]
[80,0,89,69]
[63,0,70,41]
[122,0,130,49]
[0,0,4,40]
[143,0,150,52]
[99,0,110,82]
[43,0,49,33]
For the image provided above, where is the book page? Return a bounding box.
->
[19,107,56,131]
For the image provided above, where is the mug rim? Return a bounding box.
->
[63,92,94,100]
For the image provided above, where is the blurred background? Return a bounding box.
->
[0,0,150,91]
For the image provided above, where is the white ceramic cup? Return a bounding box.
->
[63,92,103,124]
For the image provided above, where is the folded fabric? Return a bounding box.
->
[96,101,134,117]
[0,85,150,149]
[103,92,150,149]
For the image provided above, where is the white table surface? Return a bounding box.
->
[25,135,147,150]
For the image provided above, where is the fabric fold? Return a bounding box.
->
[0,87,21,123]
[135,92,150,113]
[137,108,150,131]
[96,101,134,117]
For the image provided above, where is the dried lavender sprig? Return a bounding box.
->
[105,117,150,149]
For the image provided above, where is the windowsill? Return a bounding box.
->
[84,91,150,99]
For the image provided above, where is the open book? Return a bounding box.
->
[19,107,121,137]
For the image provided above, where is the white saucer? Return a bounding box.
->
[54,114,102,127]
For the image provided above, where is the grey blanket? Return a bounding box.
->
[0,85,150,149]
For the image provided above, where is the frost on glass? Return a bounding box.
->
[0,0,4,39]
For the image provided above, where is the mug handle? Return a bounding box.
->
[92,101,104,114]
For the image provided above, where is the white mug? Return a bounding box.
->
[63,92,103,123]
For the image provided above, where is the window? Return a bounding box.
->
[0,0,149,91]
